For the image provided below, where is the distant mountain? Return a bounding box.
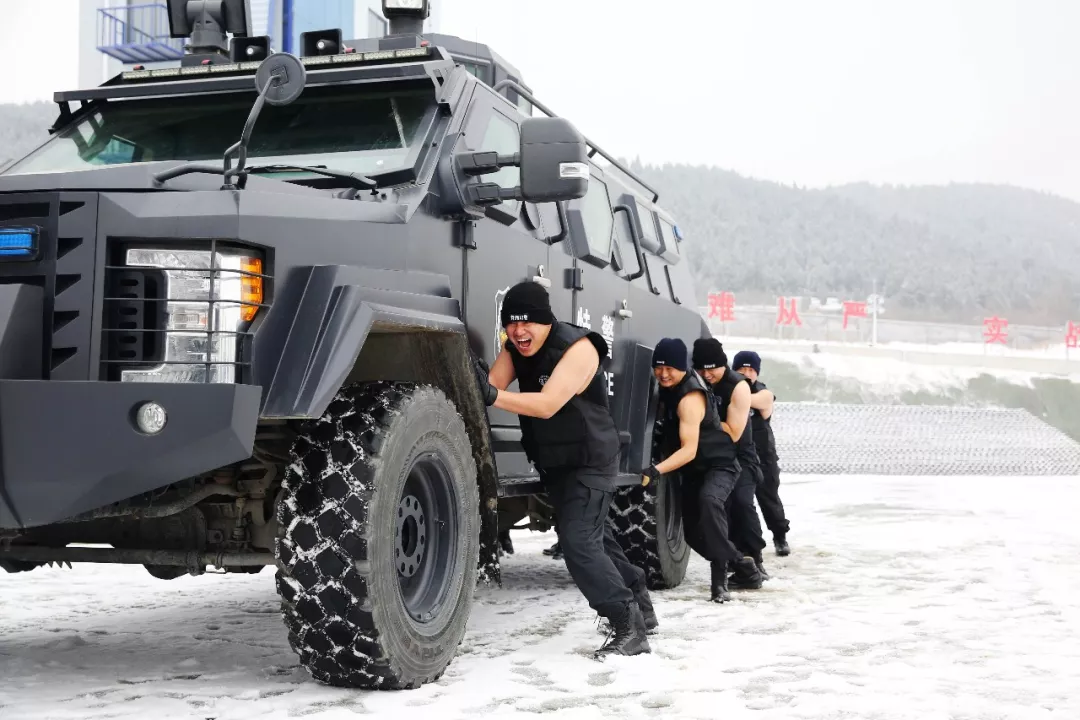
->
[633,162,1080,325]
[3,101,1077,324]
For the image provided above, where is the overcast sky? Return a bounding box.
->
[2,0,1076,201]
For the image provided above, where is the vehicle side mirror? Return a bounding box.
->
[456,116,589,208]
[518,117,589,203]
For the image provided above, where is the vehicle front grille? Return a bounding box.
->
[0,193,97,380]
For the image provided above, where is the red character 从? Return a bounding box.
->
[776,296,802,326]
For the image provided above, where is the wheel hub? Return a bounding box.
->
[396,494,427,578]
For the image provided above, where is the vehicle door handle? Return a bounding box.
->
[616,299,632,319]
[532,265,552,288]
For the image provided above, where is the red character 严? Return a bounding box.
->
[842,301,867,330]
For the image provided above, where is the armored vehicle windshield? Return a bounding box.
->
[4,84,437,181]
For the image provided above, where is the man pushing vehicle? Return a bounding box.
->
[473,281,655,657]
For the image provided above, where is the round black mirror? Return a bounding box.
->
[255,52,307,107]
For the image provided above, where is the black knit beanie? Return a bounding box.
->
[692,337,728,370]
[501,281,554,327]
[652,338,688,371]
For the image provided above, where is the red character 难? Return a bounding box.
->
[708,292,736,322]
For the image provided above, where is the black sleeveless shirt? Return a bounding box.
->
[658,370,738,473]
[749,380,778,463]
[507,321,621,476]
[711,367,759,468]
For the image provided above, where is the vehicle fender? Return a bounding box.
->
[257,264,465,420]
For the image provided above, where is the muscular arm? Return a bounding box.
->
[748,386,774,420]
[488,347,516,390]
[725,381,751,442]
[653,390,706,476]
[491,338,597,419]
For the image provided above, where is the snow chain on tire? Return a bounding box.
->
[275,382,480,690]
[608,413,691,590]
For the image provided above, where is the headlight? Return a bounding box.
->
[119,247,264,384]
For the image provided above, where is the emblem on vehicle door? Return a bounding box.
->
[494,285,510,357]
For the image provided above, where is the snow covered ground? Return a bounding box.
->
[3,473,1080,719]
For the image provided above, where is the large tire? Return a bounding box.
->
[609,415,690,590]
[275,382,480,690]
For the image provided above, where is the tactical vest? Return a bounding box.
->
[507,321,621,471]
[712,367,760,467]
[659,370,737,472]
[749,380,778,463]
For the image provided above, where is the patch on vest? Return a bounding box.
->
[539,374,550,386]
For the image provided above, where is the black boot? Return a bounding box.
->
[753,552,770,581]
[599,581,658,636]
[543,541,563,560]
[728,556,764,590]
[498,530,514,556]
[710,561,731,603]
[594,602,651,658]
[633,582,659,634]
[774,533,790,557]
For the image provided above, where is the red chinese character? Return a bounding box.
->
[842,301,868,329]
[708,292,736,322]
[1067,322,1080,349]
[776,296,802,326]
[983,316,1008,344]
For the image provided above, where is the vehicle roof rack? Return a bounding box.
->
[492,79,659,204]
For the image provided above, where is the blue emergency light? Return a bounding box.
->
[0,227,38,259]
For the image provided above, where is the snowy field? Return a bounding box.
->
[3,473,1079,720]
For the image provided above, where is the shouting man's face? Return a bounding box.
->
[505,321,551,357]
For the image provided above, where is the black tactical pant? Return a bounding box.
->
[728,463,767,560]
[680,465,743,566]
[543,468,637,617]
[756,456,790,537]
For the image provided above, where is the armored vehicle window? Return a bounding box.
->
[578,174,615,261]
[635,200,662,254]
[4,85,436,180]
[658,217,681,258]
[479,109,522,220]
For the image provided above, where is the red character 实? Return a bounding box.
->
[708,292,736,322]
[983,316,1008,345]
[1066,322,1080,349]
[776,296,802,326]
[842,301,867,329]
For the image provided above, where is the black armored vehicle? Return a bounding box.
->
[0,0,707,690]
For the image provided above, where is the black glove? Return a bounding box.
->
[473,356,499,406]
[638,464,662,485]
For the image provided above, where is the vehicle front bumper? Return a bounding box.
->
[0,380,263,530]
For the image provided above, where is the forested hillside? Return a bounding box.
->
[633,162,1080,325]
[2,100,1077,325]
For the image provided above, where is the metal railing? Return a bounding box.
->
[97,3,185,64]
